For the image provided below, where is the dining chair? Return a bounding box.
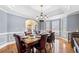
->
[34,34,48,53]
[47,32,55,49]
[13,34,31,53]
[24,32,28,36]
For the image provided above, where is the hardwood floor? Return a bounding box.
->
[0,44,17,53]
[0,37,74,53]
[54,38,74,53]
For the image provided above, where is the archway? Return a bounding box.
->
[25,19,38,33]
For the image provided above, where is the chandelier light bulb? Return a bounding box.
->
[36,5,48,20]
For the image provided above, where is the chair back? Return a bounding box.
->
[13,34,26,53]
[24,32,27,36]
[35,31,38,34]
[47,32,55,43]
[39,34,48,49]
[50,32,55,42]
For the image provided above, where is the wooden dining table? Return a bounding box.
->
[21,35,41,52]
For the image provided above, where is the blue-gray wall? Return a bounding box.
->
[7,14,26,32]
[0,10,8,45]
[0,10,26,45]
[0,10,7,33]
[67,14,79,32]
[0,10,26,33]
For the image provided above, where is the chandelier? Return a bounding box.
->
[36,5,48,20]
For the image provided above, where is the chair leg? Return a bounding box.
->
[26,48,31,53]
[36,49,40,53]
[38,49,45,53]
[45,48,47,53]
[41,49,47,53]
[35,49,47,53]
[38,50,41,53]
[32,47,34,53]
[49,43,52,50]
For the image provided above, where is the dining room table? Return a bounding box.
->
[21,35,41,52]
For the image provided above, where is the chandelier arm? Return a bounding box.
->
[36,5,48,20]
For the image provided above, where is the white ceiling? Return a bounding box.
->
[0,5,79,20]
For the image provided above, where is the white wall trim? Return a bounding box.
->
[0,31,24,35]
[0,31,24,49]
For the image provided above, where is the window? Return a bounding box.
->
[52,20,59,36]
[45,21,50,32]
